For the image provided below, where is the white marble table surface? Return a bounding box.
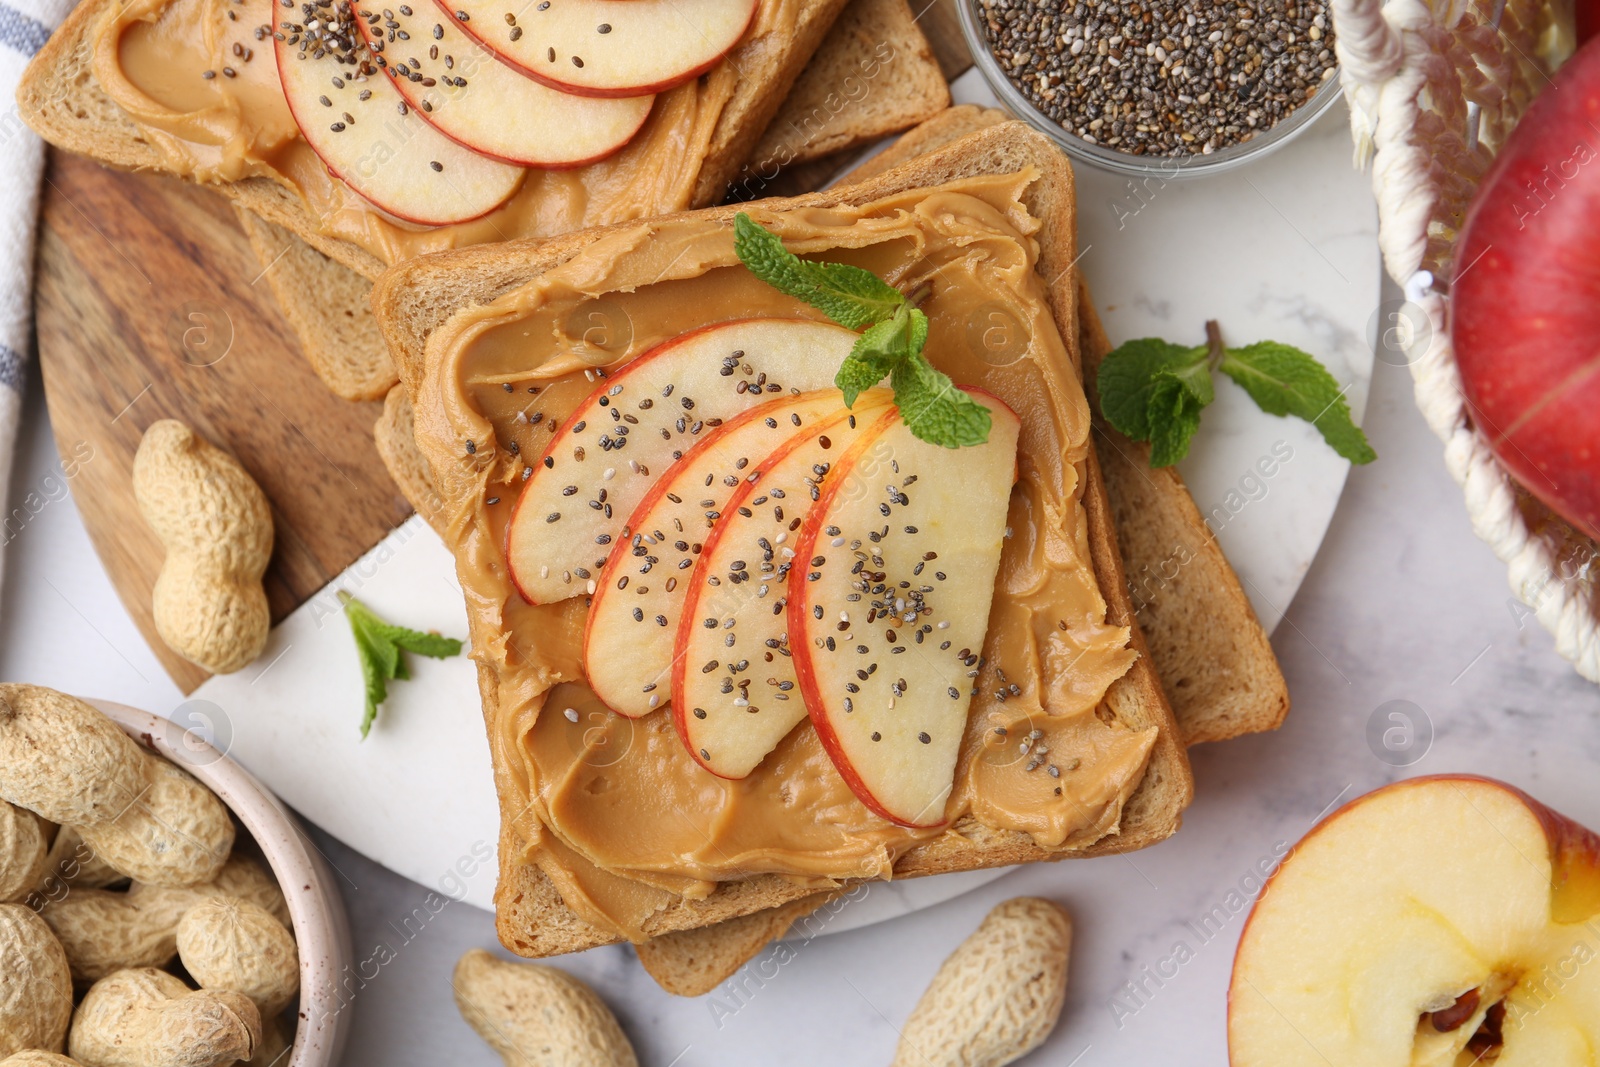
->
[6,124,1600,1067]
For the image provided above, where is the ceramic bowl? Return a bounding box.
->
[90,699,352,1067]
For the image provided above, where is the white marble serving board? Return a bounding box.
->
[192,73,1377,921]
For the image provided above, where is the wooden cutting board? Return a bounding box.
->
[30,0,970,695]
[34,151,413,694]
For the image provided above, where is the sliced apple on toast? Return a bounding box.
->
[274,15,522,224]
[585,390,880,718]
[1230,775,1600,1065]
[506,319,858,605]
[350,3,653,167]
[441,0,756,97]
[674,393,896,777]
[789,391,1021,827]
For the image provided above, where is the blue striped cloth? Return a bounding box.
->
[0,0,74,596]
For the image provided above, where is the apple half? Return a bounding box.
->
[584,390,865,719]
[349,2,653,167]
[1230,775,1600,1065]
[505,318,858,605]
[274,15,522,225]
[673,391,897,776]
[438,0,756,97]
[789,391,1022,827]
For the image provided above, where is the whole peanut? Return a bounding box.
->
[0,903,73,1058]
[0,686,233,887]
[40,855,288,983]
[31,826,127,904]
[133,419,273,674]
[0,1052,84,1066]
[176,898,299,1017]
[0,802,50,904]
[68,969,259,1067]
[453,949,638,1067]
[892,897,1073,1067]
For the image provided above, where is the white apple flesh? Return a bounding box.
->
[584,390,864,719]
[505,319,859,605]
[349,2,653,167]
[790,391,1021,827]
[673,391,896,776]
[1229,775,1600,1066]
[439,0,756,97]
[274,4,522,224]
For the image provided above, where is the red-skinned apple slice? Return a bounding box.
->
[673,392,896,777]
[789,391,1021,827]
[506,318,858,605]
[439,0,756,97]
[584,390,871,719]
[1229,775,1600,1065]
[349,2,652,167]
[274,10,522,224]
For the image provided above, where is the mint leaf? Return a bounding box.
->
[340,592,464,739]
[1095,339,1208,439]
[835,354,893,407]
[733,213,904,330]
[1219,342,1376,464]
[1146,372,1208,467]
[891,359,992,448]
[835,305,927,405]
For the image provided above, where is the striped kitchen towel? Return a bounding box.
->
[0,0,74,596]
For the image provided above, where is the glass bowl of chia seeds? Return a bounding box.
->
[957,0,1343,178]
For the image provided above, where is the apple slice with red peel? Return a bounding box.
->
[274,10,522,224]
[674,392,896,777]
[506,319,858,605]
[585,390,870,718]
[789,391,1021,827]
[440,0,756,98]
[1229,775,1600,1066]
[349,2,652,167]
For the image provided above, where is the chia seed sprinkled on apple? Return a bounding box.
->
[975,0,1336,156]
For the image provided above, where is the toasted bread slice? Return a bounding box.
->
[1077,295,1289,745]
[748,0,949,174]
[367,106,1281,990]
[373,119,1194,959]
[18,0,852,283]
[235,209,394,403]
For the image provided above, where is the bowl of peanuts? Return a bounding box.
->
[0,684,351,1067]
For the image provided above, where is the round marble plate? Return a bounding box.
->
[189,78,1377,924]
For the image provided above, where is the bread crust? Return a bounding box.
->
[375,120,1195,958]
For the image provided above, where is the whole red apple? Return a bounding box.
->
[1452,37,1600,541]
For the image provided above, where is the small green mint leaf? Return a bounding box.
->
[891,358,991,448]
[1219,342,1376,464]
[836,355,892,407]
[341,593,464,739]
[733,213,904,330]
[1145,372,1208,467]
[1095,338,1209,440]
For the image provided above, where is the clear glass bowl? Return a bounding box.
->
[954,0,1344,178]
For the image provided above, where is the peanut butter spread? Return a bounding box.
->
[95,0,800,265]
[413,170,1159,939]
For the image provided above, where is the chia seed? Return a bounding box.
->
[975,0,1336,156]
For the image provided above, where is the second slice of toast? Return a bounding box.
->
[373,120,1195,958]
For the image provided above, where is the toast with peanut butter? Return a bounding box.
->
[17,0,852,282]
[371,119,1197,958]
[229,0,954,402]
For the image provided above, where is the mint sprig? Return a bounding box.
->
[1096,321,1375,468]
[732,213,990,448]
[340,591,464,738]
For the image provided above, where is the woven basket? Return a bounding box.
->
[1329,0,1599,681]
